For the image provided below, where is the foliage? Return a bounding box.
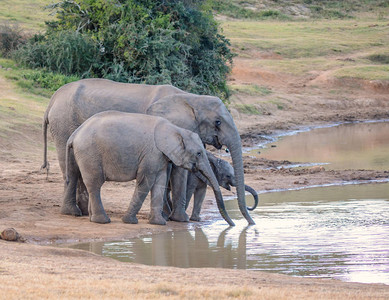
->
[0,22,28,57]
[0,58,80,97]
[14,30,99,76]
[13,0,235,100]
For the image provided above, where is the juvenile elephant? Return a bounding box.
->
[65,111,235,226]
[42,78,254,225]
[185,152,259,221]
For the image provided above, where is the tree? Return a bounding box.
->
[15,0,235,100]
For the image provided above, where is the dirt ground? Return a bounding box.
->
[1,56,389,298]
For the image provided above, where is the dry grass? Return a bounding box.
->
[1,242,388,300]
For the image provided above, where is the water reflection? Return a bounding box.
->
[251,121,389,170]
[69,183,389,284]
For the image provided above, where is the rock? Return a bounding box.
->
[1,228,20,241]
[309,166,325,174]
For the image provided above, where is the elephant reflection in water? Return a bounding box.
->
[128,227,257,269]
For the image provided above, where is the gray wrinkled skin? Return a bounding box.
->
[65,112,234,226]
[42,78,254,225]
[185,152,259,221]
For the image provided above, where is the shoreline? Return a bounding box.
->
[1,75,389,298]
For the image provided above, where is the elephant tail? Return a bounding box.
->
[41,112,50,179]
[65,137,74,185]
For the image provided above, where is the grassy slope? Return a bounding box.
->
[217,0,389,19]
[0,0,52,31]
[223,19,389,79]
[0,0,53,154]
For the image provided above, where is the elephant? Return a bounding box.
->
[65,111,235,226]
[184,151,259,221]
[42,78,255,225]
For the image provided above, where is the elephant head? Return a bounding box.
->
[202,152,259,211]
[154,121,235,226]
[147,94,255,225]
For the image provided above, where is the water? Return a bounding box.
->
[67,121,389,284]
[251,121,389,170]
[69,183,389,284]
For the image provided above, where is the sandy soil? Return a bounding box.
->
[1,56,389,298]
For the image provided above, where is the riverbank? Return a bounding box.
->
[1,95,389,299]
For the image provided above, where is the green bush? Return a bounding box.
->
[4,67,80,97]
[14,0,235,100]
[14,31,99,76]
[0,22,27,57]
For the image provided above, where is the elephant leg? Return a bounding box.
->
[149,171,168,225]
[81,167,109,223]
[162,163,172,220]
[88,185,110,224]
[186,172,200,210]
[60,149,82,216]
[169,166,189,222]
[122,175,153,224]
[190,182,207,222]
[76,176,89,216]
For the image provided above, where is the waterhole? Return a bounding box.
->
[252,121,389,170]
[69,183,389,284]
[67,121,389,284]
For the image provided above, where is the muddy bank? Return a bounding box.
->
[1,69,389,298]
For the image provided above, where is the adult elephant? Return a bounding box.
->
[42,78,255,225]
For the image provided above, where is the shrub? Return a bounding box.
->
[0,22,27,57]
[14,30,99,76]
[4,66,80,97]
[15,0,235,100]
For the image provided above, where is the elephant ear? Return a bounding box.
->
[147,95,199,131]
[154,120,186,166]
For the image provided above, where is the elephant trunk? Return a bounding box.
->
[197,167,235,226]
[244,185,259,211]
[227,136,255,225]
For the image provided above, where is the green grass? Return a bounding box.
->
[334,65,389,80]
[0,0,53,31]
[222,19,389,81]
[0,58,79,97]
[230,83,272,96]
[234,104,262,115]
[216,0,389,19]
[222,20,389,59]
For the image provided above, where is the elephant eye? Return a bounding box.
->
[197,152,202,157]
[215,120,221,127]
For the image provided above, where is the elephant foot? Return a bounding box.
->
[190,215,201,222]
[122,214,138,224]
[77,197,89,216]
[61,204,82,216]
[169,210,189,222]
[149,213,167,225]
[90,213,111,224]
[76,193,89,216]
[161,211,170,221]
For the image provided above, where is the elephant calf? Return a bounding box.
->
[185,152,259,221]
[65,111,234,226]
